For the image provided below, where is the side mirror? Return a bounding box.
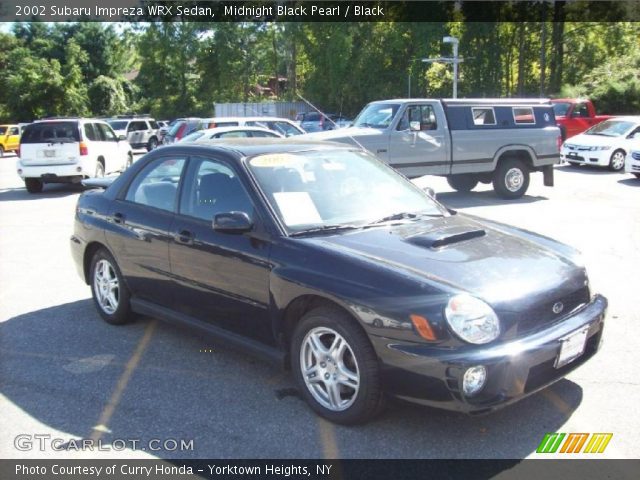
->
[423,187,436,199]
[213,211,253,234]
[409,121,421,132]
[118,134,126,141]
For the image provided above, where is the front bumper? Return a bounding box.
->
[560,147,609,166]
[372,294,607,414]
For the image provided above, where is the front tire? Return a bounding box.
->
[609,149,625,172]
[291,306,384,425]
[493,158,530,199]
[90,249,133,325]
[25,178,43,194]
[633,173,640,179]
[447,174,478,192]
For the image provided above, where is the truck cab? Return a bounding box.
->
[0,124,23,157]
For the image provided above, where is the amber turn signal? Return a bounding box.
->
[410,314,437,341]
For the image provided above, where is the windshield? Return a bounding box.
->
[353,103,401,129]
[585,120,635,137]
[108,121,128,131]
[247,149,446,234]
[552,102,570,117]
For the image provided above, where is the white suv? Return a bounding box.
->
[17,119,133,193]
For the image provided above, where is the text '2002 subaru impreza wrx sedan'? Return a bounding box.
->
[70,139,607,424]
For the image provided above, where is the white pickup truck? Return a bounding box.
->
[306,98,561,199]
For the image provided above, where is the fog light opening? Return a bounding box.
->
[463,365,487,397]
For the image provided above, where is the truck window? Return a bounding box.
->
[574,103,589,118]
[513,107,535,125]
[471,107,496,126]
[397,105,437,131]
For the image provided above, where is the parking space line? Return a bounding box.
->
[90,320,157,441]
[316,417,339,459]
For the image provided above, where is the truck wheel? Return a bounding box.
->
[25,178,43,194]
[447,175,478,192]
[608,149,625,172]
[493,159,530,199]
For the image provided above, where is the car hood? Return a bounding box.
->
[564,132,626,148]
[303,127,386,142]
[302,214,587,311]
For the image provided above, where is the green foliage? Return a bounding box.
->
[0,19,639,122]
[561,51,640,114]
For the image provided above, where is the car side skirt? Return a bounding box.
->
[130,298,286,367]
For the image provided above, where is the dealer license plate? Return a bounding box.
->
[555,326,589,368]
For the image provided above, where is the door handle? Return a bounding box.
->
[176,230,194,245]
[112,212,125,224]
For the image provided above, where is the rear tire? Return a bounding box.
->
[291,306,385,425]
[447,174,478,192]
[0,146,4,157]
[95,159,105,178]
[493,158,530,199]
[147,137,158,152]
[90,248,133,325]
[25,178,43,194]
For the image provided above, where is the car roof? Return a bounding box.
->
[195,126,284,135]
[166,138,354,159]
[205,116,296,123]
[31,118,109,124]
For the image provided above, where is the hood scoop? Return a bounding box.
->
[406,226,486,249]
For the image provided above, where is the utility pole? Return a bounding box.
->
[423,36,463,98]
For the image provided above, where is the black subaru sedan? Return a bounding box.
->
[70,140,607,424]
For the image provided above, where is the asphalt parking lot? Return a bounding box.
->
[1,152,639,460]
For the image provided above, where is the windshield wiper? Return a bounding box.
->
[367,211,444,226]
[290,224,363,237]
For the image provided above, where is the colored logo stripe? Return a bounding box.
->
[560,433,589,453]
[536,433,565,453]
[583,433,613,454]
[537,433,613,454]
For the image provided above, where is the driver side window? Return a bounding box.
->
[397,105,437,131]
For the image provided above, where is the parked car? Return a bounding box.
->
[551,98,611,140]
[156,120,174,143]
[560,117,640,171]
[304,98,561,199]
[162,118,201,144]
[180,126,284,143]
[0,124,23,157]
[107,117,160,151]
[624,147,640,179]
[199,116,305,137]
[296,111,337,132]
[17,118,133,193]
[328,114,352,129]
[71,140,606,424]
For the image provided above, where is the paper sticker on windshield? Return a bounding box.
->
[250,154,299,167]
[273,192,322,226]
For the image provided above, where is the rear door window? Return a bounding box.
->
[96,123,118,142]
[21,122,80,143]
[126,157,187,212]
[84,123,99,141]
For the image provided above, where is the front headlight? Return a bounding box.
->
[445,294,500,344]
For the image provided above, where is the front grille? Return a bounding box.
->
[517,287,591,337]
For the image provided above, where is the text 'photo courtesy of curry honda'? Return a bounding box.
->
[71,139,606,424]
